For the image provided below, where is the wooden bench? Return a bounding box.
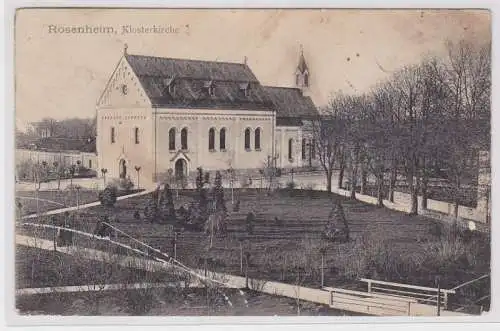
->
[323,286,417,316]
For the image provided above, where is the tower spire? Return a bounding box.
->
[295,45,309,91]
[297,44,308,74]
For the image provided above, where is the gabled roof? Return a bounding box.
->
[263,86,318,121]
[125,54,275,111]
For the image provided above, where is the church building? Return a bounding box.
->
[96,45,319,186]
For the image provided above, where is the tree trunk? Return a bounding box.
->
[388,164,397,203]
[326,170,333,193]
[338,159,345,189]
[360,166,367,195]
[376,172,384,207]
[454,175,460,219]
[349,150,358,199]
[421,171,429,210]
[407,159,418,215]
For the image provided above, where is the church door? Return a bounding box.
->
[119,159,127,179]
[174,159,186,179]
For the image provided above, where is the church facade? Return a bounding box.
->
[96,46,319,186]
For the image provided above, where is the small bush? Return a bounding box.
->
[133,210,141,220]
[233,200,241,212]
[246,212,256,235]
[286,181,297,190]
[98,186,118,207]
[108,177,135,192]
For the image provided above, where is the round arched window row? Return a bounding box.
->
[254,128,261,150]
[181,127,188,150]
[208,127,216,151]
[220,128,227,151]
[244,128,251,151]
[169,128,176,151]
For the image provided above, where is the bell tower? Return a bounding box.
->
[295,45,310,95]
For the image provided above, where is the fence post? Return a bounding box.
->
[444,292,448,310]
[367,280,372,293]
[436,280,441,316]
[408,301,411,316]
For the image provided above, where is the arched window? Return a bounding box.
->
[220,128,226,150]
[134,127,140,144]
[301,138,306,160]
[254,128,261,150]
[244,128,251,150]
[169,128,176,151]
[288,139,293,161]
[181,128,188,150]
[208,128,215,151]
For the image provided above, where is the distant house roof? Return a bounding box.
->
[125,54,275,111]
[17,137,96,153]
[263,86,319,123]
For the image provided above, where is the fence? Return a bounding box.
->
[16,149,98,171]
[360,278,455,310]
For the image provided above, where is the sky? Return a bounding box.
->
[15,8,490,129]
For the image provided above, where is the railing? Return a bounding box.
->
[360,278,455,310]
[449,274,490,313]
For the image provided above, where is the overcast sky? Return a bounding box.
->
[15,8,490,128]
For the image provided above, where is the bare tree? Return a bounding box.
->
[440,40,491,219]
[312,92,353,193]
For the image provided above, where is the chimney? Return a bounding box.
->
[124,43,128,55]
[243,56,248,65]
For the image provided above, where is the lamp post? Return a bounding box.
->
[75,184,81,212]
[319,247,327,288]
[134,166,141,189]
[101,168,108,188]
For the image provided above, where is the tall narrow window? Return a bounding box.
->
[254,128,261,150]
[169,128,176,151]
[311,139,316,159]
[220,128,226,150]
[89,160,92,169]
[244,128,251,150]
[134,127,139,144]
[302,138,306,160]
[208,128,215,151]
[181,128,188,150]
[304,73,309,87]
[288,139,293,161]
[111,127,115,144]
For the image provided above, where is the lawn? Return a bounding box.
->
[15,247,355,316]
[16,288,356,316]
[15,188,144,215]
[17,188,490,312]
[15,245,175,289]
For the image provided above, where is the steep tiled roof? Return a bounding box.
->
[276,117,303,127]
[125,54,275,111]
[263,86,318,120]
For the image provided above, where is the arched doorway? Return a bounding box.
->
[119,159,127,179]
[174,159,187,178]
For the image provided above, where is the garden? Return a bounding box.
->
[17,168,490,314]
